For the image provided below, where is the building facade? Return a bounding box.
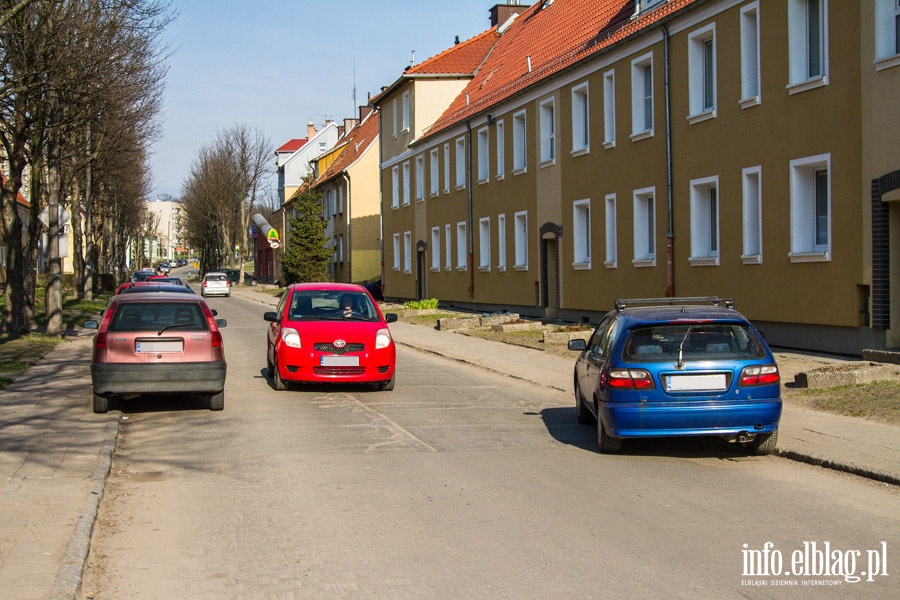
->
[374,0,900,355]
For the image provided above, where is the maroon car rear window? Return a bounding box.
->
[109,302,209,332]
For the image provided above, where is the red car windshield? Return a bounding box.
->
[287,291,379,322]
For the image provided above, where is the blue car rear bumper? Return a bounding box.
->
[601,398,782,438]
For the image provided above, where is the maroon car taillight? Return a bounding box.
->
[94,306,115,349]
[607,368,655,389]
[739,365,780,386]
[211,330,223,348]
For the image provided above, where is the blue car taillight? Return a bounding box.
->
[607,368,655,390]
[739,364,780,386]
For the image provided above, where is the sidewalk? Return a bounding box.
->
[2,285,898,600]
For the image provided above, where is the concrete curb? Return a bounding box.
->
[51,419,119,600]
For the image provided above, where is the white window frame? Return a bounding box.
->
[338,185,344,214]
[429,149,440,197]
[401,91,410,133]
[539,97,556,164]
[497,213,507,271]
[632,187,656,266]
[338,234,344,263]
[603,70,616,148]
[391,166,400,209]
[477,127,489,183]
[443,143,450,193]
[740,2,761,107]
[479,217,491,271]
[742,166,763,264]
[572,199,591,269]
[631,53,654,139]
[689,176,720,266]
[875,0,900,70]
[431,226,441,271]
[402,161,411,206]
[392,99,398,138]
[495,119,506,179]
[415,155,425,202]
[688,24,717,123]
[604,194,617,268]
[456,221,467,271]
[444,224,452,270]
[571,83,590,155]
[403,231,412,273]
[788,0,829,93]
[514,211,528,270]
[512,109,527,173]
[789,153,831,262]
[455,136,466,189]
[392,233,401,270]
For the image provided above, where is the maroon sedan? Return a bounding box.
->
[85,292,227,413]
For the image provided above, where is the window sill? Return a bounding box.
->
[393,267,401,272]
[687,109,716,125]
[402,201,410,207]
[477,178,490,186]
[454,185,466,192]
[603,140,616,150]
[604,260,617,269]
[479,266,490,272]
[497,266,507,272]
[391,204,400,211]
[512,167,527,176]
[431,267,441,272]
[741,253,762,265]
[688,256,719,267]
[572,261,591,270]
[415,197,424,203]
[539,158,556,168]
[740,95,760,110]
[789,250,830,263]
[430,192,440,199]
[514,263,528,271]
[495,174,505,182]
[632,257,656,268]
[787,75,828,95]
[630,129,654,142]
[570,147,590,158]
[456,266,467,272]
[875,54,900,72]
[403,270,412,275]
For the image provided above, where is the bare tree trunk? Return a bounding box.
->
[45,90,63,337]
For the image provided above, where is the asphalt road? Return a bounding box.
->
[78,292,900,599]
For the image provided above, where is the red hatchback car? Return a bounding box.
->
[264,283,398,391]
[85,292,228,413]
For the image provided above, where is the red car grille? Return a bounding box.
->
[313,343,365,355]
[314,366,366,376]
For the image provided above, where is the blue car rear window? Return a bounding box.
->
[623,323,766,362]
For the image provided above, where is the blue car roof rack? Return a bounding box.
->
[614,296,734,313]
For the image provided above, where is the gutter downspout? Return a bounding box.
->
[342,172,351,283]
[374,107,385,298]
[663,24,675,298]
[465,120,475,297]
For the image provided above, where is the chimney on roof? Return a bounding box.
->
[490,3,523,27]
[307,121,317,140]
[359,105,374,120]
[343,117,359,134]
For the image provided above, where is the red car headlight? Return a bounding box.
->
[375,327,392,350]
[282,327,301,348]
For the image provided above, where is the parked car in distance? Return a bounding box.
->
[131,268,157,282]
[359,275,383,301]
[84,292,228,413]
[201,272,231,298]
[156,262,171,273]
[264,283,398,391]
[567,297,782,455]
[221,269,257,286]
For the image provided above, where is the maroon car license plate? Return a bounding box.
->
[136,339,183,353]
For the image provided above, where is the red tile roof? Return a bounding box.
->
[276,138,307,153]
[422,0,696,140]
[316,112,380,185]
[0,174,30,208]
[407,26,501,76]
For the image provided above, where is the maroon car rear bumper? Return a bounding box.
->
[91,361,226,395]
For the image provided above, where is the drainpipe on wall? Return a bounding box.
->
[465,120,475,297]
[342,172,351,283]
[663,24,675,298]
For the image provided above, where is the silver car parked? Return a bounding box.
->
[201,271,231,298]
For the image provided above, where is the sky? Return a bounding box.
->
[151,0,517,202]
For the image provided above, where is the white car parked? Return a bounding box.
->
[201,271,231,298]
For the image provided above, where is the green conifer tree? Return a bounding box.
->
[279,187,332,284]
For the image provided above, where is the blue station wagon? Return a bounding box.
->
[568,297,782,454]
